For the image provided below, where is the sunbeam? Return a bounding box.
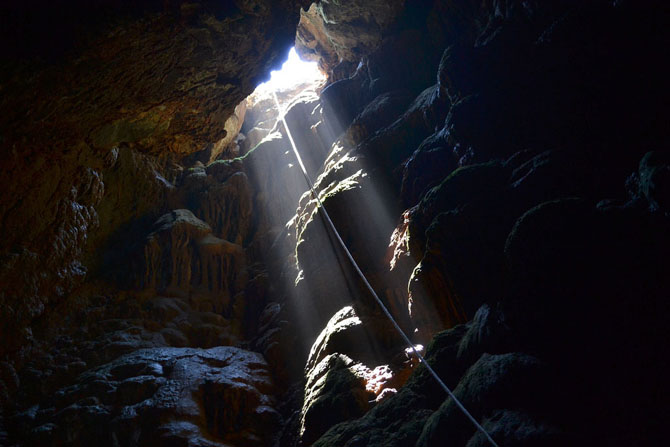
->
[235,47,447,419]
[240,47,419,382]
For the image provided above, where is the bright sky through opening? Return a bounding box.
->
[259,47,324,91]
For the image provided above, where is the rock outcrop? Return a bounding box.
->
[281,1,670,445]
[0,0,310,362]
[140,209,247,309]
[10,346,279,447]
[298,306,417,444]
[295,0,406,80]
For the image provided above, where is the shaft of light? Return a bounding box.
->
[271,89,500,447]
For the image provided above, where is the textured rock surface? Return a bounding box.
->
[173,165,253,245]
[295,4,340,76]
[10,346,279,447]
[299,307,416,445]
[190,100,248,165]
[300,353,372,444]
[289,1,670,445]
[311,325,471,447]
[140,209,247,309]
[1,1,310,156]
[2,0,670,446]
[633,151,670,214]
[0,0,309,362]
[296,0,406,78]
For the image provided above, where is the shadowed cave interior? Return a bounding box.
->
[1,1,669,446]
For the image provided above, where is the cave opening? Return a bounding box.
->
[257,46,325,95]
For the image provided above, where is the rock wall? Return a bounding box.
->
[275,0,670,445]
[0,1,313,444]
[295,0,406,80]
[1,1,670,446]
[0,0,309,363]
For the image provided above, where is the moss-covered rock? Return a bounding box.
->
[311,324,469,447]
[301,353,373,445]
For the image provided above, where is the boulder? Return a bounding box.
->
[305,307,365,373]
[300,353,373,445]
[310,324,470,447]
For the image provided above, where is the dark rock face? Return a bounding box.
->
[0,0,309,361]
[301,353,372,445]
[11,346,279,447]
[1,0,310,156]
[280,1,670,446]
[139,209,247,309]
[295,3,341,76]
[295,0,406,80]
[2,0,670,446]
